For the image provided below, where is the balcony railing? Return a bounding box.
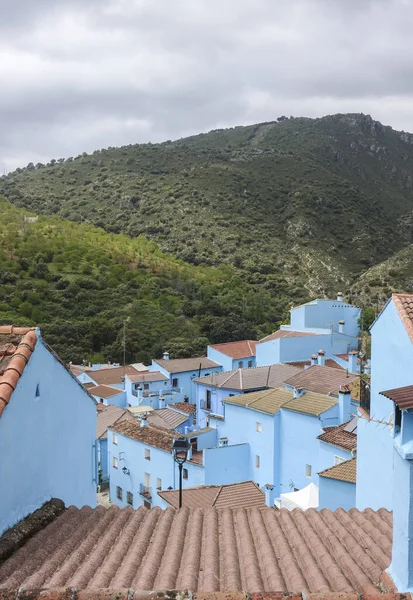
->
[359,379,371,415]
[132,387,182,398]
[139,484,152,498]
[200,400,211,411]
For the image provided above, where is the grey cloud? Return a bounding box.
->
[0,0,412,170]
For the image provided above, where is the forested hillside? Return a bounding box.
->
[4,113,413,298]
[0,198,291,362]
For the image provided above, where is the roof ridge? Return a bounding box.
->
[211,486,224,506]
[393,294,413,343]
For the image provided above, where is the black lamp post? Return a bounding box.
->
[172,437,191,508]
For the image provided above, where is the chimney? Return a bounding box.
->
[293,387,305,398]
[140,414,148,428]
[337,292,343,302]
[348,350,359,373]
[159,395,166,409]
[338,385,352,423]
[264,483,275,508]
[317,349,326,367]
[310,354,317,366]
[387,406,413,590]
[163,351,169,360]
[338,320,345,334]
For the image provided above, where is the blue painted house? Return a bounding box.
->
[96,404,132,484]
[149,354,222,403]
[207,340,257,371]
[124,370,172,408]
[356,293,413,511]
[107,419,250,508]
[318,457,357,510]
[194,363,301,428]
[90,384,126,408]
[256,293,360,367]
[0,326,96,534]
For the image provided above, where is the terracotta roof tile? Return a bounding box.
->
[147,408,190,430]
[153,357,220,374]
[89,366,138,386]
[168,402,196,414]
[393,293,413,343]
[110,420,178,452]
[158,481,265,509]
[259,330,324,343]
[0,504,393,594]
[381,385,413,410]
[318,421,357,452]
[195,364,301,391]
[286,359,344,370]
[126,371,168,383]
[284,366,359,395]
[90,385,124,399]
[0,329,37,419]
[318,457,357,483]
[209,340,258,359]
[96,405,132,439]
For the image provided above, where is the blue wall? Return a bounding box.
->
[318,477,356,510]
[318,441,352,473]
[92,391,126,408]
[203,443,250,484]
[196,383,242,428]
[0,336,96,534]
[356,299,413,510]
[97,438,109,483]
[290,299,360,337]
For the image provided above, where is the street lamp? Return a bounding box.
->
[172,437,191,508]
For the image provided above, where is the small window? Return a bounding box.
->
[145,448,151,460]
[305,464,312,478]
[334,455,345,466]
[126,491,133,506]
[229,393,235,397]
[256,422,262,433]
[238,361,243,369]
[113,456,118,469]
[144,383,149,390]
[116,486,123,500]
[247,360,253,368]
[255,455,260,468]
[172,378,179,388]
[183,468,188,480]
[113,433,118,445]
[156,477,162,490]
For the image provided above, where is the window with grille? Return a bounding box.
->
[126,492,133,506]
[183,468,188,480]
[116,486,123,500]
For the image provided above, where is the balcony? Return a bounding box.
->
[139,484,152,499]
[359,378,371,415]
[132,387,182,398]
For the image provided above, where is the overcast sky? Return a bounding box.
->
[1,0,412,170]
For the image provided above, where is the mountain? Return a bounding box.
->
[0,197,287,363]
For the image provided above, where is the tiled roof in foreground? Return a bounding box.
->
[381,384,413,410]
[0,504,393,594]
[158,481,265,509]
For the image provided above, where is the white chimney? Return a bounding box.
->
[293,387,305,398]
[219,437,228,447]
[348,350,359,373]
[140,415,148,428]
[159,395,166,409]
[337,292,343,302]
[338,385,352,423]
[264,483,275,508]
[317,350,326,367]
[310,354,317,366]
[163,351,169,360]
[338,320,345,334]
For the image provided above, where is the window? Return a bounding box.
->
[116,486,123,500]
[247,360,253,368]
[156,478,162,490]
[183,468,188,480]
[395,406,402,433]
[334,455,345,466]
[305,464,312,478]
[206,389,211,410]
[113,433,118,445]
[144,383,149,390]
[229,393,234,397]
[238,361,243,368]
[256,422,262,433]
[172,378,179,388]
[255,455,260,468]
[126,491,133,506]
[145,448,151,460]
[113,456,118,469]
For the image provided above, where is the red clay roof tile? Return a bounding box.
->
[318,421,357,452]
[209,340,258,359]
[380,385,413,410]
[392,294,413,343]
[0,329,37,418]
